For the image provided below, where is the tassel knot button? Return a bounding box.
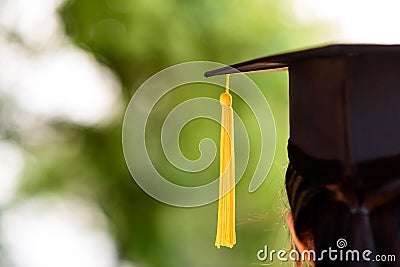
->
[220,93,232,106]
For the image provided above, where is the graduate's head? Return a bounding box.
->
[206,44,400,265]
[285,157,400,266]
[282,45,400,266]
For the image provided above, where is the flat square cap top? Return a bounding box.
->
[204,44,400,77]
[205,43,400,180]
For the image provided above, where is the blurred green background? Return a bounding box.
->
[0,0,339,266]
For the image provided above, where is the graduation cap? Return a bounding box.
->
[205,44,400,248]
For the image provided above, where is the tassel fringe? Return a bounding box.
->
[215,75,236,249]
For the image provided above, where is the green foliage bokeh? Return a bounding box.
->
[13,1,333,266]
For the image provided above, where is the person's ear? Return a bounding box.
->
[286,212,315,266]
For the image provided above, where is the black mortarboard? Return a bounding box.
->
[205,44,400,182]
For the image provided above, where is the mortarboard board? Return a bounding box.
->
[206,44,400,248]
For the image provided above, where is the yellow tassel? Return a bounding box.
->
[215,74,236,249]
